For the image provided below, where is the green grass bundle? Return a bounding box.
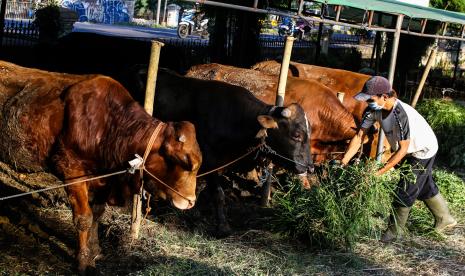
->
[409,169,465,236]
[416,99,465,167]
[271,160,398,249]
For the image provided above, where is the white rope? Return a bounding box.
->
[0,170,127,201]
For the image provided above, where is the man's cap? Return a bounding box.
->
[354,76,392,101]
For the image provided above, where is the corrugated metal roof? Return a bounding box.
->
[314,0,465,25]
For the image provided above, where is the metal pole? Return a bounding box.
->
[156,0,162,25]
[411,45,437,108]
[376,14,403,162]
[163,0,168,25]
[276,36,295,106]
[180,0,465,42]
[130,40,164,240]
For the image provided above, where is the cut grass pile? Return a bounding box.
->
[272,160,465,249]
[272,160,397,249]
[416,99,465,167]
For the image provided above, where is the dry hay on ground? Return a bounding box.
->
[0,159,464,275]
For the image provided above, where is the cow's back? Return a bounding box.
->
[0,61,92,171]
[252,60,370,122]
[186,63,357,141]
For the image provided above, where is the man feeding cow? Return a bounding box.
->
[341,76,457,242]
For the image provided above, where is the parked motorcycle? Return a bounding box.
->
[278,17,312,40]
[177,9,209,39]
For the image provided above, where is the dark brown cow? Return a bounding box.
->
[0,61,202,273]
[186,63,360,163]
[252,60,371,123]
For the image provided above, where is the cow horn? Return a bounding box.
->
[178,134,186,143]
[281,108,292,118]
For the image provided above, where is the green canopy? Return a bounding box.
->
[314,0,465,25]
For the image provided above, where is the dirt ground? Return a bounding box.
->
[0,161,464,275]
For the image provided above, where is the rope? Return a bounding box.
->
[196,142,265,178]
[259,144,309,167]
[0,170,127,201]
[143,167,193,204]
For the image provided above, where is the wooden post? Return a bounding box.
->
[411,45,437,108]
[335,6,341,22]
[367,10,374,27]
[297,0,304,15]
[420,19,427,34]
[260,163,273,207]
[276,36,295,106]
[130,40,164,240]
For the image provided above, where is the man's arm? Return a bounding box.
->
[341,128,367,166]
[376,139,410,176]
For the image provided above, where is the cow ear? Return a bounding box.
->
[257,115,278,129]
[255,128,268,139]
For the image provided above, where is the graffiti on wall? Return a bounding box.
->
[60,0,134,24]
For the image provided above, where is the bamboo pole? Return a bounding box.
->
[411,45,438,108]
[130,40,164,240]
[260,35,295,207]
[276,35,295,106]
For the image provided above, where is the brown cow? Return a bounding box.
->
[252,60,371,123]
[0,61,202,273]
[252,60,392,161]
[186,63,360,163]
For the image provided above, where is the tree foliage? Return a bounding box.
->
[430,0,465,12]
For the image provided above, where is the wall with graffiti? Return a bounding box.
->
[60,0,134,24]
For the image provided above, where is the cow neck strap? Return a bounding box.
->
[141,122,165,168]
[138,122,193,204]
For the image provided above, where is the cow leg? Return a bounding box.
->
[66,184,94,274]
[206,173,231,237]
[88,203,105,261]
[52,149,96,274]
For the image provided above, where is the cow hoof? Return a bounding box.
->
[78,264,100,276]
[77,249,96,275]
[215,224,232,238]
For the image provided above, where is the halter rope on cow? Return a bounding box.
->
[0,125,311,201]
[0,122,188,203]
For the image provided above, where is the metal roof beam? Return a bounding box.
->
[181,0,465,41]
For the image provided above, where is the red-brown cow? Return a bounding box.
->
[252,60,371,123]
[0,61,202,273]
[186,63,361,163]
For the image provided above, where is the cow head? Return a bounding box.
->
[143,121,202,210]
[256,103,313,175]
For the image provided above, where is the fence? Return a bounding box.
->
[1,20,39,47]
